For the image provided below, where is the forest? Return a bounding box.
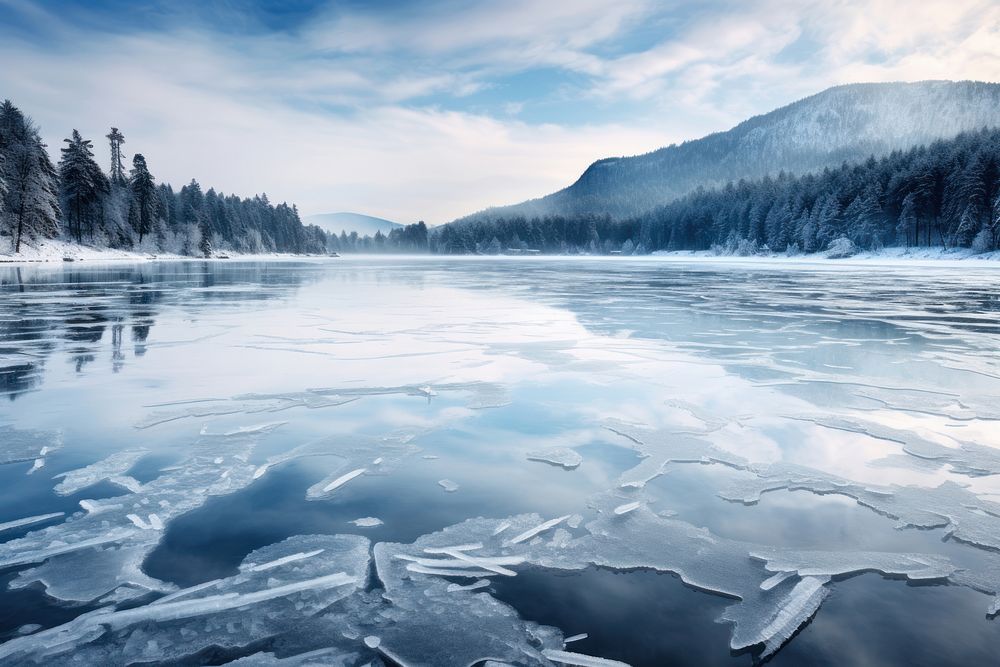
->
[0,100,328,256]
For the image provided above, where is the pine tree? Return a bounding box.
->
[198,219,212,257]
[0,147,7,222]
[0,100,60,252]
[128,154,156,245]
[897,193,917,247]
[59,130,110,243]
[846,186,884,250]
[992,192,1000,247]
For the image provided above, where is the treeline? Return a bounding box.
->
[0,99,328,255]
[327,221,429,254]
[433,127,1000,255]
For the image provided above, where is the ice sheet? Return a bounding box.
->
[720,463,1000,551]
[605,420,748,488]
[5,261,1000,664]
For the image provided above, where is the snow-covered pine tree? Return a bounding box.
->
[0,100,60,252]
[847,185,884,250]
[991,192,1000,251]
[128,154,157,245]
[126,197,140,247]
[59,130,110,243]
[0,146,6,221]
[896,192,917,247]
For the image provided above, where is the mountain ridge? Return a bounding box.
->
[453,80,1000,223]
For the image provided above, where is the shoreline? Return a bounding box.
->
[3,239,999,268]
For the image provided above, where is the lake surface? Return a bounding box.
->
[1,256,999,666]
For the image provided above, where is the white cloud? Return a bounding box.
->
[1,0,998,223]
[0,27,673,222]
[304,0,652,58]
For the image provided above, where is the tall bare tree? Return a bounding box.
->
[106,127,126,186]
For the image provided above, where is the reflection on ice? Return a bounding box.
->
[792,413,1000,476]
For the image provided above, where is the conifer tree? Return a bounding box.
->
[59,130,110,243]
[198,219,212,258]
[128,154,157,245]
[897,193,917,247]
[0,100,60,252]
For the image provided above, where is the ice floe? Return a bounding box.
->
[307,468,367,500]
[0,512,64,534]
[0,534,369,665]
[526,447,583,470]
[541,649,632,666]
[372,495,963,660]
[351,517,383,527]
[53,449,148,495]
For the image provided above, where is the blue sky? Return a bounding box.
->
[2,0,998,222]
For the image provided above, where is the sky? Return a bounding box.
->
[1,0,999,224]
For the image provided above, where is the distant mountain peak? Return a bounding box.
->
[304,212,403,236]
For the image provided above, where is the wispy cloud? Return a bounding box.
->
[1,0,998,222]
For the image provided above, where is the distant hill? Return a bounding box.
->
[454,80,1000,223]
[304,212,403,236]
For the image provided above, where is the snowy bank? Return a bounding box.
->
[0,239,179,263]
[0,239,330,264]
[648,246,1000,267]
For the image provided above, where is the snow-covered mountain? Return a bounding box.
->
[456,81,1000,222]
[305,212,403,236]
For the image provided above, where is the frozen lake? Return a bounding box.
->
[1,256,999,666]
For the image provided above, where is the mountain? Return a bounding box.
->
[305,212,403,236]
[435,126,1000,255]
[455,80,1000,222]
